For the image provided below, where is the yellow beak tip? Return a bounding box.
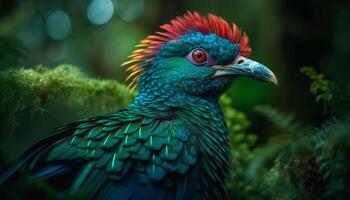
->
[270,74,278,85]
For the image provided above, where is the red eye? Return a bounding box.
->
[192,49,207,63]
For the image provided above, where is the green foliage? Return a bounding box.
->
[246,67,350,199]
[301,67,334,104]
[245,116,350,200]
[220,95,258,198]
[0,65,134,134]
[224,78,349,200]
[245,106,316,200]
[255,105,308,134]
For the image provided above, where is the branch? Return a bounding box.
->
[0,65,134,134]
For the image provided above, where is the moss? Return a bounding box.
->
[0,65,134,134]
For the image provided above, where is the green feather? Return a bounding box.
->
[96,152,112,168]
[123,135,137,146]
[146,164,165,181]
[77,139,90,148]
[137,146,151,160]
[176,162,189,174]
[86,127,103,139]
[106,152,124,173]
[122,123,139,134]
[160,145,178,160]
[161,161,177,172]
[182,149,197,165]
[73,128,89,135]
[70,135,80,145]
[78,123,95,129]
[71,163,94,191]
[100,134,120,148]
[137,125,152,140]
[116,146,130,160]
[86,148,103,159]
[124,142,141,153]
[46,141,72,161]
[141,118,153,125]
[104,120,120,126]
[145,135,167,150]
[101,125,118,132]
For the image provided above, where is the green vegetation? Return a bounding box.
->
[300,67,334,104]
[0,65,134,134]
[222,67,350,199]
[221,95,258,197]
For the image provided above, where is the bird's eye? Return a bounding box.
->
[186,48,214,66]
[192,49,207,63]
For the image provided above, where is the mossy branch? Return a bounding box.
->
[0,65,134,134]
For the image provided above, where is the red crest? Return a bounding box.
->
[122,11,252,91]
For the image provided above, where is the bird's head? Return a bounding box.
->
[123,12,277,98]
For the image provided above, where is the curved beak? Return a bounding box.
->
[212,55,278,85]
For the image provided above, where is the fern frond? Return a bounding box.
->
[255,105,309,134]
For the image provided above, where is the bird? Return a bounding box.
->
[0,11,277,200]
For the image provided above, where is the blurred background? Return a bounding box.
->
[0,0,350,197]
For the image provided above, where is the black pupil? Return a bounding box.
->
[196,51,202,58]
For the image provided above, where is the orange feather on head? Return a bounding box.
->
[122,11,252,91]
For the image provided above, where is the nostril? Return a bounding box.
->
[237,59,244,64]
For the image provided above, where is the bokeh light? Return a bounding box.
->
[87,0,115,25]
[46,10,71,40]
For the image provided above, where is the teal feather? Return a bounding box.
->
[146,164,166,181]
[95,152,112,168]
[73,128,88,135]
[86,127,105,139]
[101,125,118,132]
[160,145,178,160]
[100,134,120,148]
[162,161,177,172]
[106,153,124,173]
[136,146,151,160]
[123,135,137,146]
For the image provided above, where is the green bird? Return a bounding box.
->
[0,12,277,200]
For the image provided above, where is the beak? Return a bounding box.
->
[212,55,278,85]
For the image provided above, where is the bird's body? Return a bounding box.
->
[1,94,228,199]
[0,12,277,199]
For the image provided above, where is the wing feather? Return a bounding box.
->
[1,108,199,199]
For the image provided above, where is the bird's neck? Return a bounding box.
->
[131,85,221,112]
